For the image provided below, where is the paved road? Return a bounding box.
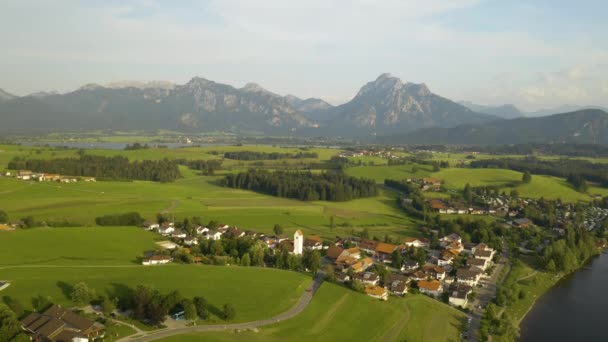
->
[468,240,510,342]
[117,276,323,342]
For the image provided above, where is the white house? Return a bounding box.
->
[142,221,160,231]
[196,226,209,235]
[293,229,303,255]
[203,230,222,240]
[142,255,172,265]
[183,237,199,246]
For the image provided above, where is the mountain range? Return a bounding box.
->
[386,109,608,145]
[0,74,497,135]
[1,75,607,145]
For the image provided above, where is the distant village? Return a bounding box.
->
[141,220,496,309]
[6,170,96,183]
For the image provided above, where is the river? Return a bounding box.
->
[519,252,608,341]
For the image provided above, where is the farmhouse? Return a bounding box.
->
[21,305,105,341]
[386,274,409,296]
[325,246,345,261]
[141,221,159,231]
[456,268,482,286]
[513,218,532,228]
[16,170,32,180]
[354,271,379,286]
[467,257,488,271]
[448,283,473,307]
[365,285,388,301]
[404,237,430,249]
[142,254,172,265]
[418,279,443,297]
[473,248,495,262]
[401,260,419,272]
[304,235,323,250]
[359,239,378,255]
[374,242,397,263]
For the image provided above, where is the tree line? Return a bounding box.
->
[95,212,145,226]
[223,170,377,201]
[470,157,608,188]
[175,159,223,176]
[8,155,181,182]
[223,151,318,160]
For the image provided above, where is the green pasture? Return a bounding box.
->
[0,165,422,239]
[0,228,309,322]
[431,168,607,202]
[157,282,465,342]
[345,164,432,183]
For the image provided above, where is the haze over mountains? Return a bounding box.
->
[1,74,607,145]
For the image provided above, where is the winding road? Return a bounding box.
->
[116,275,323,342]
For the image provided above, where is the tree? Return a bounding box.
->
[273,224,284,236]
[222,303,236,321]
[71,282,95,306]
[303,250,321,274]
[21,216,35,228]
[509,189,519,198]
[240,253,251,266]
[182,299,197,321]
[323,264,336,282]
[32,295,53,312]
[463,183,473,203]
[2,297,23,318]
[193,297,208,319]
[0,303,29,342]
[210,240,224,256]
[522,171,532,184]
[0,210,8,224]
[100,296,117,314]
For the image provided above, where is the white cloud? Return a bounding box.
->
[0,0,607,110]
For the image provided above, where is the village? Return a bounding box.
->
[6,169,96,183]
[139,219,498,312]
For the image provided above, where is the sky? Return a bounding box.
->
[1,0,607,111]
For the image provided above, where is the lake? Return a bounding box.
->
[519,252,608,341]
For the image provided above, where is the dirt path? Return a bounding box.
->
[160,200,181,214]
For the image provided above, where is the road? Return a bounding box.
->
[468,239,511,342]
[116,275,323,342]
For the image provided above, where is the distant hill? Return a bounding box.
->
[386,109,608,145]
[0,77,316,134]
[284,95,334,121]
[459,101,523,119]
[0,74,502,136]
[322,74,498,135]
[526,104,608,117]
[0,88,16,102]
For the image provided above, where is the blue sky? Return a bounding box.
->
[1,0,607,110]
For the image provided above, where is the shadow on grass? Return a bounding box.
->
[57,281,74,300]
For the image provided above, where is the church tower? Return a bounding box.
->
[294,229,303,255]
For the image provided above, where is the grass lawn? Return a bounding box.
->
[431,168,606,202]
[345,164,432,183]
[0,227,310,322]
[500,262,558,323]
[156,282,465,342]
[0,227,160,265]
[0,265,309,323]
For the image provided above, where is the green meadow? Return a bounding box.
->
[0,228,309,323]
[431,168,608,202]
[157,282,465,342]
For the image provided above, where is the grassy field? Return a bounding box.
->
[0,165,423,239]
[0,228,310,322]
[157,282,465,342]
[0,227,160,265]
[431,168,608,202]
[345,164,432,183]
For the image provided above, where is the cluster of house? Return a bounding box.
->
[325,233,495,307]
[21,305,105,342]
[337,149,400,159]
[407,178,443,192]
[426,198,494,216]
[9,170,96,183]
[141,221,309,264]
